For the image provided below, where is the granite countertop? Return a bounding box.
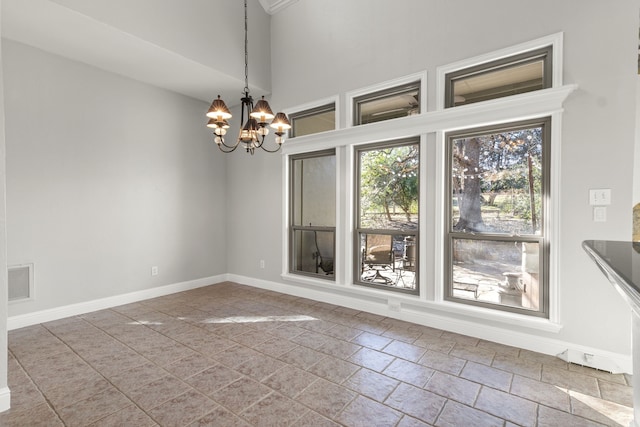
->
[582,240,640,310]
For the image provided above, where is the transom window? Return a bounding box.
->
[353,82,420,125]
[290,150,336,279]
[289,103,336,138]
[355,139,419,293]
[445,46,552,108]
[445,119,550,316]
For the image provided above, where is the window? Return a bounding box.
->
[445,46,552,108]
[289,103,336,138]
[445,119,550,316]
[290,150,336,279]
[355,139,419,293]
[353,82,420,125]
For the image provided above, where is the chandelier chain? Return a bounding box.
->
[243,0,249,94]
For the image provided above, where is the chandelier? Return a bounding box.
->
[206,0,290,154]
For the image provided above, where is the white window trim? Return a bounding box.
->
[436,32,564,111]
[282,95,340,138]
[345,71,428,128]
[281,33,575,332]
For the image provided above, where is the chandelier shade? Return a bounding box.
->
[205,0,289,154]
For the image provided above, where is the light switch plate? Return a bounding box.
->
[589,189,611,206]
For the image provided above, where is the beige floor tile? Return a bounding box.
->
[343,367,399,402]
[449,343,496,366]
[232,329,277,347]
[397,415,432,427]
[7,381,46,411]
[598,378,634,407]
[348,347,396,372]
[5,283,633,427]
[186,364,244,396]
[474,386,538,427]
[278,345,327,369]
[241,392,309,426]
[262,365,320,398]
[325,324,363,341]
[382,340,427,362]
[382,326,422,343]
[336,395,402,427]
[0,401,64,427]
[383,358,435,388]
[350,331,393,350]
[107,361,168,393]
[569,389,634,426]
[58,387,132,427]
[435,400,502,427]
[236,354,287,382]
[384,382,446,425]
[127,374,192,411]
[189,405,252,427]
[510,374,571,411]
[418,350,467,376]
[296,377,357,418]
[88,404,157,427]
[412,334,456,353]
[460,361,513,391]
[537,405,605,427]
[212,344,262,368]
[252,337,298,358]
[210,377,273,413]
[164,353,217,379]
[541,365,601,398]
[290,330,330,349]
[491,353,542,380]
[425,371,480,406]
[45,375,112,410]
[316,336,362,359]
[290,410,341,427]
[308,355,360,384]
[148,389,218,427]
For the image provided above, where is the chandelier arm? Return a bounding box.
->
[258,143,283,153]
[216,139,241,152]
[217,142,240,153]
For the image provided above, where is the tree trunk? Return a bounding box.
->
[454,138,484,232]
[527,155,537,231]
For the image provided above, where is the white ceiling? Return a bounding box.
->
[1,0,299,105]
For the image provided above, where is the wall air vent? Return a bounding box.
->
[8,264,33,302]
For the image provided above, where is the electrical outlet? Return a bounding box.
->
[260,260,265,269]
[151,266,159,276]
[593,206,607,222]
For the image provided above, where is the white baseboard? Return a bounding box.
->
[0,387,10,413]
[7,274,227,331]
[228,273,633,374]
[7,271,631,374]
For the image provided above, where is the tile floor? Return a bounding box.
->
[0,282,634,426]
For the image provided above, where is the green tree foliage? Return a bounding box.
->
[360,144,419,225]
[452,126,543,233]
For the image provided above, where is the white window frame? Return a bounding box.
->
[436,33,564,111]
[283,95,340,139]
[346,71,427,128]
[281,34,573,332]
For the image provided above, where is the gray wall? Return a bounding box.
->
[0,0,8,404]
[225,0,639,357]
[4,40,227,316]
